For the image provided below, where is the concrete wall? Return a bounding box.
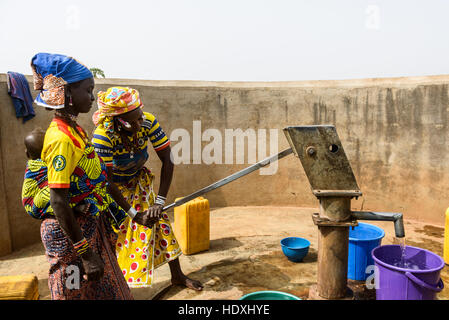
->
[1,73,449,255]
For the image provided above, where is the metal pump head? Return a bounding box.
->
[283,125,362,197]
[283,125,405,238]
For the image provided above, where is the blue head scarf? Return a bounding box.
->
[31,53,93,109]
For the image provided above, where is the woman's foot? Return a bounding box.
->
[171,274,203,291]
[169,258,203,291]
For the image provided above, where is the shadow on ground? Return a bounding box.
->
[209,237,243,253]
[154,248,317,300]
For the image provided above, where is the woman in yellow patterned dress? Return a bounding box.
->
[92,87,203,290]
[27,53,148,299]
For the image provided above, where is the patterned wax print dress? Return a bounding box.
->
[39,117,133,300]
[92,112,181,287]
[22,159,53,219]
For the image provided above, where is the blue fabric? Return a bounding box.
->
[31,53,93,109]
[7,72,35,123]
[31,53,93,84]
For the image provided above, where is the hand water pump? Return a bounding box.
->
[162,125,404,300]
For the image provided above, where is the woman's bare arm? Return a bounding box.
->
[50,188,104,281]
[155,146,174,199]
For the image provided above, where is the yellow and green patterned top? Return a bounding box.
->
[92,112,170,183]
[22,117,127,228]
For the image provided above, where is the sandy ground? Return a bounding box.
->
[0,206,448,300]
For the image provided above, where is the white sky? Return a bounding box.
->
[1,0,449,81]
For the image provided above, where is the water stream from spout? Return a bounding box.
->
[392,237,423,270]
[397,237,407,267]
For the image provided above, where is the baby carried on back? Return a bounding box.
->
[21,128,115,222]
[21,128,92,219]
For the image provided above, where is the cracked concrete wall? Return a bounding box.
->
[1,73,448,254]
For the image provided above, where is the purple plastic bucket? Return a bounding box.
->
[372,245,445,300]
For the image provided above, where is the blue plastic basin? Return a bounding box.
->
[348,222,385,281]
[240,290,302,300]
[280,237,310,262]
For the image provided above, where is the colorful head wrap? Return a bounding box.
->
[31,53,93,109]
[93,87,143,133]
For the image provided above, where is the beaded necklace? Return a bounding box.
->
[54,111,89,145]
[112,121,141,159]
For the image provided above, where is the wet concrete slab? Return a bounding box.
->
[0,206,448,300]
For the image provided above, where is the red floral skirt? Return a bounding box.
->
[40,210,133,300]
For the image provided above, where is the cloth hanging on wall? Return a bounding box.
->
[6,71,35,123]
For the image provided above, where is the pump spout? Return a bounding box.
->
[351,211,405,238]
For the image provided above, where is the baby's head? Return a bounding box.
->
[24,128,45,160]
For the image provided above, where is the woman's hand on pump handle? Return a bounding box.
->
[133,204,163,227]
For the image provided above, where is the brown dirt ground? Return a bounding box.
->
[1,206,448,300]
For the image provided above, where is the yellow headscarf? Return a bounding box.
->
[93,87,143,133]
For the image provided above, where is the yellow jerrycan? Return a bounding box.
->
[174,196,210,255]
[0,274,39,300]
[444,207,449,264]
